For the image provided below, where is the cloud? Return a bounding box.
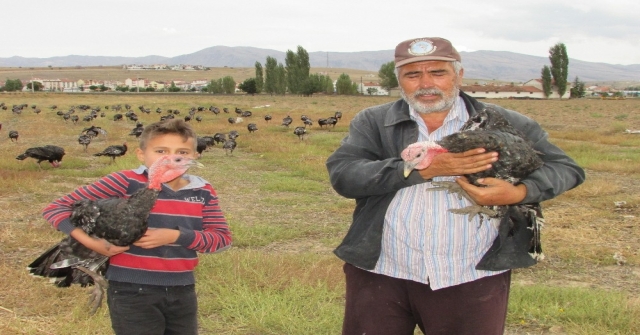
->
[162,27,177,34]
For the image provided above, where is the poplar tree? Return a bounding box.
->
[336,73,354,95]
[285,50,299,94]
[284,46,311,95]
[541,65,552,98]
[549,43,569,98]
[254,61,264,93]
[264,56,278,95]
[275,64,287,95]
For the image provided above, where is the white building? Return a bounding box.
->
[357,82,389,95]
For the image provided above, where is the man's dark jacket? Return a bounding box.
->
[326,92,585,270]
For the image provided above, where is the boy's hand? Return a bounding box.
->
[99,240,130,256]
[70,228,129,256]
[133,228,180,249]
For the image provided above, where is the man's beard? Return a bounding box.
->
[401,86,459,114]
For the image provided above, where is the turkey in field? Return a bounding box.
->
[222,139,237,156]
[78,134,92,152]
[213,133,226,145]
[264,114,272,123]
[401,107,543,218]
[27,155,204,314]
[128,122,144,138]
[228,130,240,140]
[293,126,307,140]
[318,117,338,128]
[94,143,127,163]
[247,123,258,133]
[16,145,65,168]
[196,137,210,155]
[9,130,19,142]
[334,111,343,120]
[281,115,293,127]
[82,125,107,139]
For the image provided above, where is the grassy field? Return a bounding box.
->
[0,92,639,334]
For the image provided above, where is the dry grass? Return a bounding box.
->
[1,92,639,334]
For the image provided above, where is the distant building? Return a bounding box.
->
[357,82,389,95]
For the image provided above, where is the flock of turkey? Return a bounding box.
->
[3,101,344,169]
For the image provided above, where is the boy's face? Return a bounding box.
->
[136,133,197,169]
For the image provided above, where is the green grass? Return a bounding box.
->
[1,94,639,335]
[509,284,640,334]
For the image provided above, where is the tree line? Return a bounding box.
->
[236,45,359,96]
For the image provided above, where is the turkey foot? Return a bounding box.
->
[76,266,109,315]
[428,181,497,222]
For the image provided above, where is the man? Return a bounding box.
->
[326,37,585,334]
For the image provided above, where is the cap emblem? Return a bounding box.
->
[408,40,436,56]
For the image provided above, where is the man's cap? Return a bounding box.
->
[394,37,461,67]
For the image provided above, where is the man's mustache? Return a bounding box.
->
[412,88,444,98]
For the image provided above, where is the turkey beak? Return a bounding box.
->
[191,161,205,169]
[403,162,416,178]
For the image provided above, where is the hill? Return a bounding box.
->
[1,46,639,83]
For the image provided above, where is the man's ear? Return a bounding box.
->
[457,68,465,85]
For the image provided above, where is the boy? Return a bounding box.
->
[43,119,232,335]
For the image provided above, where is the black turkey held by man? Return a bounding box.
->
[402,106,544,219]
[28,154,203,314]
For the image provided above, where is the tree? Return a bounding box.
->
[336,73,355,95]
[168,81,181,92]
[296,45,310,93]
[26,81,44,91]
[99,85,109,92]
[300,73,326,97]
[221,76,236,94]
[324,76,334,94]
[275,64,286,95]
[3,79,23,92]
[254,62,264,93]
[238,78,258,95]
[285,50,299,94]
[367,87,379,95]
[284,46,311,95]
[378,61,398,91]
[541,66,552,98]
[89,85,98,91]
[207,79,223,94]
[569,76,585,98]
[145,86,155,92]
[115,85,130,92]
[264,56,278,95]
[549,43,569,98]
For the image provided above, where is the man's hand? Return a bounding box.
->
[456,176,527,206]
[416,148,498,180]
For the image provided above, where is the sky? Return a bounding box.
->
[5,0,640,65]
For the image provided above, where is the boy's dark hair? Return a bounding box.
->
[138,119,197,150]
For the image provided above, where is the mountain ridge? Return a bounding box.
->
[2,46,639,83]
